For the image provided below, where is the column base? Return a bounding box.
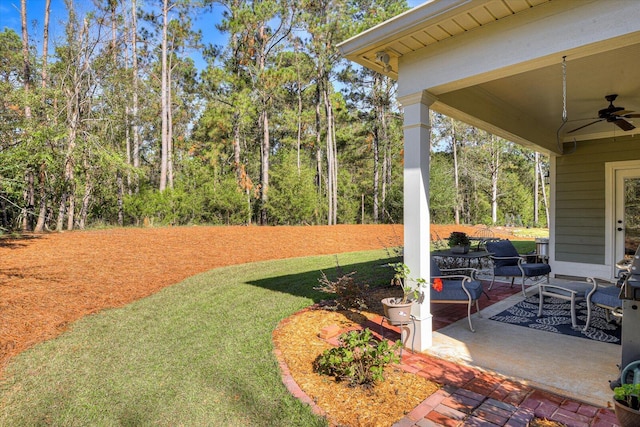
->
[407,314,433,351]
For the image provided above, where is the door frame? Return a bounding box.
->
[605,159,640,276]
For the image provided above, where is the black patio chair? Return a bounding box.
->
[583,245,640,331]
[485,239,551,296]
[430,258,484,332]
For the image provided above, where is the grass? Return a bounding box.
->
[0,250,395,426]
[511,240,536,253]
[0,242,536,426]
[512,227,549,238]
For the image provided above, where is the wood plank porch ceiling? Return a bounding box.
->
[352,0,551,79]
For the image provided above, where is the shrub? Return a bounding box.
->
[448,231,470,247]
[315,270,369,310]
[313,329,400,388]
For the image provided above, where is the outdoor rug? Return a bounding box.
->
[489,294,621,344]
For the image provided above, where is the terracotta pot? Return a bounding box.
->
[381,297,413,325]
[615,399,640,427]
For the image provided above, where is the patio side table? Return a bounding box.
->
[538,281,592,328]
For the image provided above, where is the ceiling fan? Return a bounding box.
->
[567,94,640,134]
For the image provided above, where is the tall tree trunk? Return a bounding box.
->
[324,87,334,225]
[131,0,140,180]
[59,103,78,231]
[383,142,391,219]
[451,118,461,225]
[380,85,390,220]
[78,158,92,230]
[167,67,174,189]
[331,98,338,224]
[67,185,76,230]
[260,110,270,224]
[34,162,47,232]
[233,114,242,182]
[0,188,8,230]
[57,8,85,232]
[34,0,51,233]
[323,84,337,225]
[22,172,35,231]
[491,136,500,225]
[20,0,32,121]
[372,77,380,223]
[20,0,33,232]
[315,84,323,196]
[159,0,170,191]
[41,0,50,91]
[257,22,271,225]
[56,192,67,231]
[295,42,303,175]
[117,172,124,226]
[372,129,380,224]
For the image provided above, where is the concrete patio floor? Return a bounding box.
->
[425,283,621,408]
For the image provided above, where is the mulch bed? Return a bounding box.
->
[272,287,564,427]
[273,307,440,427]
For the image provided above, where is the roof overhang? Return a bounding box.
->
[339,0,640,155]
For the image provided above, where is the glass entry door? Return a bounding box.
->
[616,170,640,262]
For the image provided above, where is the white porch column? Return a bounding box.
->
[398,90,435,351]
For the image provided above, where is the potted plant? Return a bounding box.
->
[448,231,471,254]
[614,383,640,426]
[381,263,442,325]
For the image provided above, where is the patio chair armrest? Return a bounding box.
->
[431,274,476,295]
[584,276,618,298]
[439,267,478,279]
[431,274,474,281]
[586,276,617,285]
[539,283,579,296]
[490,255,523,261]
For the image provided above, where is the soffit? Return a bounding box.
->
[340,0,551,79]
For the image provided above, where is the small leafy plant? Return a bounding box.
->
[314,328,400,388]
[448,231,470,247]
[614,383,640,409]
[390,263,442,304]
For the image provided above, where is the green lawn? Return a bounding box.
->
[0,250,395,426]
[0,242,534,426]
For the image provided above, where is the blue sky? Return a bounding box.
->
[0,0,228,64]
[1,0,424,71]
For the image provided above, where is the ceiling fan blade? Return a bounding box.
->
[567,119,602,134]
[622,113,640,118]
[613,119,636,132]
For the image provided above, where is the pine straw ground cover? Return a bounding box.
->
[0,224,405,373]
[273,306,440,427]
[0,223,518,374]
[273,292,564,427]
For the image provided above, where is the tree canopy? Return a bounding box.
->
[0,0,548,232]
